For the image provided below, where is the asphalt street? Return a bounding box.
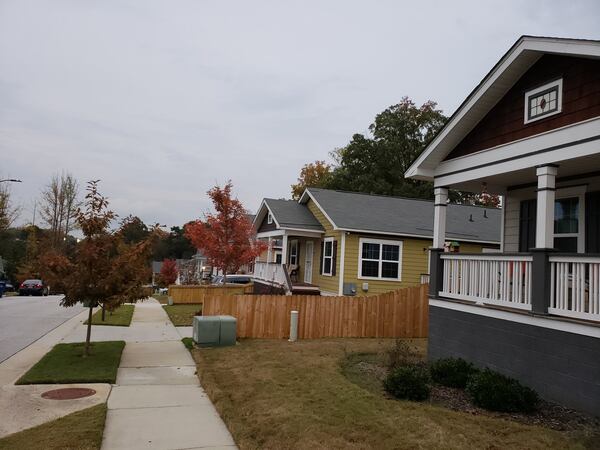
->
[0,295,85,363]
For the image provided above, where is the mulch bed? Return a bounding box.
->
[350,358,600,433]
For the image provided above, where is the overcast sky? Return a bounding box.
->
[1,1,599,228]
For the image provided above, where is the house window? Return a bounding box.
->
[289,240,298,266]
[322,238,334,276]
[358,238,402,280]
[524,79,562,124]
[554,197,579,253]
[267,213,273,225]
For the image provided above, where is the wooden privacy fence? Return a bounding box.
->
[203,284,428,339]
[169,284,253,304]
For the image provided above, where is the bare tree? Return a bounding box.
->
[0,183,20,231]
[40,173,81,248]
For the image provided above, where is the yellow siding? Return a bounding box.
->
[306,199,340,294]
[342,233,497,296]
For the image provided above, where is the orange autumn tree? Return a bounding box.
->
[42,181,162,356]
[185,182,266,282]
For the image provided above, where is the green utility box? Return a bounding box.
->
[193,315,237,347]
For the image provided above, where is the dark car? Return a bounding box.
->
[19,279,49,296]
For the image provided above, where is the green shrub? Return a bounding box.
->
[383,365,430,401]
[430,357,478,388]
[466,369,539,413]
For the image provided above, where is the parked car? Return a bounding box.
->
[213,275,252,285]
[18,279,49,296]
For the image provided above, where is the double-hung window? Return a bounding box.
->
[289,240,299,266]
[322,238,334,276]
[358,238,402,280]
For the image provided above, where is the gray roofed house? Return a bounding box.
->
[254,198,324,232]
[300,188,500,244]
[251,187,500,298]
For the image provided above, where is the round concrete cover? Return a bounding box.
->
[41,388,96,400]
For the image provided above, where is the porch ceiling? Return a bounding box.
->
[449,152,600,194]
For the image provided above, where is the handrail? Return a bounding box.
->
[440,253,532,262]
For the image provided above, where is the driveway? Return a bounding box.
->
[0,295,85,363]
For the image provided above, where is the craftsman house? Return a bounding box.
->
[406,36,600,415]
[251,188,500,295]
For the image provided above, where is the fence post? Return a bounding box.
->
[289,310,298,342]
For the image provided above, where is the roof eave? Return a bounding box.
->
[405,35,600,180]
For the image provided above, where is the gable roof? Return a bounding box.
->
[254,198,324,232]
[300,188,500,243]
[405,36,600,181]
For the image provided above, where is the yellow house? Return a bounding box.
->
[252,188,500,296]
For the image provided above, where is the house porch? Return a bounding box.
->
[252,229,321,295]
[429,161,600,415]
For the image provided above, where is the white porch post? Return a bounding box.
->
[535,165,558,249]
[282,234,289,265]
[430,187,448,299]
[531,164,558,315]
[433,187,448,249]
[267,237,272,263]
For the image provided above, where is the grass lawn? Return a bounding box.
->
[163,304,202,326]
[0,403,106,450]
[182,337,194,350]
[16,341,125,385]
[191,339,582,450]
[85,305,134,326]
[152,293,169,304]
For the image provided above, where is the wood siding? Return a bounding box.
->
[257,212,277,232]
[344,234,429,296]
[203,284,429,339]
[306,199,340,294]
[445,55,600,160]
[343,233,494,296]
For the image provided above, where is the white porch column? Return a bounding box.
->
[433,187,448,249]
[267,237,272,263]
[535,165,558,249]
[282,234,289,265]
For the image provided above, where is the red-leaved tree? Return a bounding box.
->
[158,258,178,287]
[185,182,266,282]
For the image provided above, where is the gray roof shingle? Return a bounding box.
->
[264,198,324,232]
[305,188,500,243]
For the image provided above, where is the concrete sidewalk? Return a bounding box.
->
[101,299,237,450]
[0,308,112,438]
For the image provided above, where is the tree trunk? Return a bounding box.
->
[84,304,93,356]
[101,303,106,321]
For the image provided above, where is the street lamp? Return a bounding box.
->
[0,179,22,183]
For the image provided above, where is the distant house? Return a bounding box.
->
[406,36,600,414]
[151,251,209,285]
[251,188,500,295]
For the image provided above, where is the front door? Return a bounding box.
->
[304,241,314,284]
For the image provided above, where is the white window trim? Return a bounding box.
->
[524,78,562,124]
[289,239,298,266]
[358,238,403,281]
[554,186,586,253]
[267,213,273,225]
[322,237,334,277]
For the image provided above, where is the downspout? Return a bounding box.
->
[338,232,346,295]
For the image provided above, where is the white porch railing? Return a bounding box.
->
[440,253,533,310]
[550,256,600,321]
[253,261,288,288]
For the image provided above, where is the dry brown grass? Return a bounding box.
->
[192,339,582,450]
